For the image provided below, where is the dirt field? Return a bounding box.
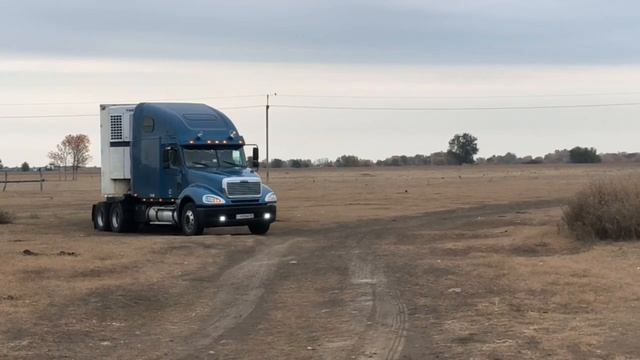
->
[2,164,640,359]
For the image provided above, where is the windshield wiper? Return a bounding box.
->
[221,160,241,167]
[191,161,210,167]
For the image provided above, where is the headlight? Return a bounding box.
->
[202,194,226,205]
[265,192,277,203]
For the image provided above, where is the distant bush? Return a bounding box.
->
[486,152,518,165]
[569,147,601,164]
[563,178,640,240]
[287,159,312,168]
[270,158,285,168]
[0,209,14,224]
[376,154,430,166]
[544,149,570,163]
[335,155,371,167]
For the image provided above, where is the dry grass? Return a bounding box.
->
[0,209,13,224]
[563,178,640,240]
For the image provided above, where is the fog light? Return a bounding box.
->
[219,215,227,222]
[264,213,271,220]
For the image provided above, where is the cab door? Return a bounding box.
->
[162,145,183,198]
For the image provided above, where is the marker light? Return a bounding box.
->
[202,194,226,205]
[189,140,196,144]
[264,213,271,220]
[207,140,212,144]
[265,192,277,203]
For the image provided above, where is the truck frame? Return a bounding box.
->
[91,103,277,236]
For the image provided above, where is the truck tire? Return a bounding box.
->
[110,202,133,233]
[248,222,270,235]
[93,202,111,231]
[181,202,204,236]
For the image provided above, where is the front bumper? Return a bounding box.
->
[196,204,277,227]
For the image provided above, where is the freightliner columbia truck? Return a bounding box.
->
[91,103,277,236]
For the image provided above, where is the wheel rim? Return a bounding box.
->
[96,209,104,227]
[184,209,195,232]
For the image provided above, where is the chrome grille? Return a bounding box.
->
[226,180,261,197]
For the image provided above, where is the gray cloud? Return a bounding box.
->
[1,0,639,64]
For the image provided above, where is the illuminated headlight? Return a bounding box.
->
[202,194,226,205]
[265,192,277,203]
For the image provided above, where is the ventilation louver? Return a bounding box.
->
[110,115,123,141]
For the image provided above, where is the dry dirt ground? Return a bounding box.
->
[2,164,640,359]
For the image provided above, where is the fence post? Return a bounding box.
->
[2,172,6,192]
[39,169,43,192]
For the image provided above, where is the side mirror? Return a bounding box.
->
[252,147,260,169]
[163,147,179,169]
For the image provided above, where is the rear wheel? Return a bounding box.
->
[110,202,134,233]
[181,202,204,236]
[93,202,111,231]
[248,222,270,235]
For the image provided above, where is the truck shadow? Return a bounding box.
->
[136,224,255,237]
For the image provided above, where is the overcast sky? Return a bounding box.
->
[1,1,640,166]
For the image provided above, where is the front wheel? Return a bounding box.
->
[181,202,204,236]
[248,222,270,235]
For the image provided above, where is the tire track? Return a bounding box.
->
[146,238,299,360]
[352,257,408,360]
[318,254,408,360]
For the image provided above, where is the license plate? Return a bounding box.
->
[236,213,254,220]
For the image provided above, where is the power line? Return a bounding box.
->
[0,113,96,119]
[272,102,640,111]
[0,94,264,106]
[277,91,640,99]
[5,90,640,106]
[218,105,265,110]
[2,101,640,119]
[0,104,264,119]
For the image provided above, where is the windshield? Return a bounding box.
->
[183,147,246,169]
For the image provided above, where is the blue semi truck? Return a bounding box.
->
[91,103,277,236]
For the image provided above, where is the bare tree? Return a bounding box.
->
[49,134,91,180]
[48,142,71,180]
[63,134,91,180]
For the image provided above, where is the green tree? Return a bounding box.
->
[569,147,601,163]
[448,133,479,164]
[21,162,30,172]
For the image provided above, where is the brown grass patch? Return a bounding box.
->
[563,178,640,240]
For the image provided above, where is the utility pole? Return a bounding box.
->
[265,94,270,182]
[265,92,276,182]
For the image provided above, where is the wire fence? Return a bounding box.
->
[1,170,45,192]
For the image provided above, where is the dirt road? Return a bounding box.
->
[3,165,640,359]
